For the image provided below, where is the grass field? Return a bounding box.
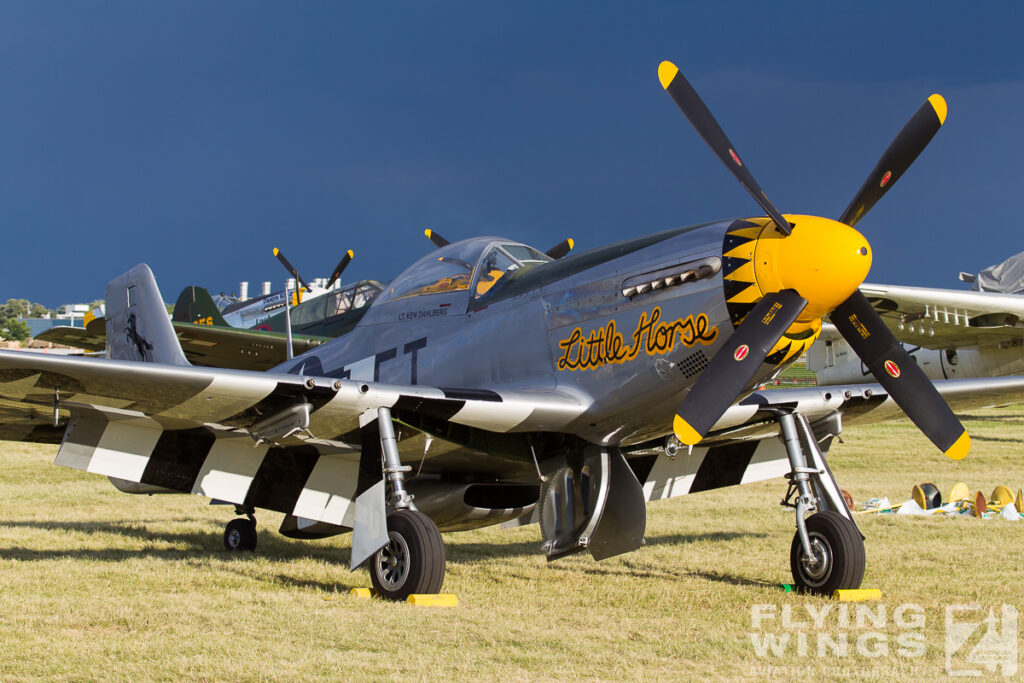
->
[2,406,1023,680]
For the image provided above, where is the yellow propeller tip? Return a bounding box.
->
[928,94,947,125]
[944,431,970,460]
[567,238,574,250]
[673,415,702,446]
[347,249,354,258]
[273,247,280,256]
[424,229,432,238]
[658,61,679,90]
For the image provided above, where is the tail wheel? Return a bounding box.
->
[369,509,446,601]
[224,517,257,552]
[790,511,864,595]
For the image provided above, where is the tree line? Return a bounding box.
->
[0,298,102,342]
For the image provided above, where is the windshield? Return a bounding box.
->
[473,243,551,301]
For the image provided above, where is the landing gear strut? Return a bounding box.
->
[366,407,446,600]
[224,507,257,552]
[777,411,864,594]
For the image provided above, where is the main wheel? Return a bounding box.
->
[369,509,446,601]
[790,511,864,595]
[224,518,257,551]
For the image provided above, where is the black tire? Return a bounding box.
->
[790,511,864,595]
[369,510,446,601]
[224,518,257,552]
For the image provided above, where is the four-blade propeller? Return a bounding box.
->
[661,60,968,459]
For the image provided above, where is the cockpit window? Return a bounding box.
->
[379,238,552,305]
[379,240,485,303]
[473,244,551,301]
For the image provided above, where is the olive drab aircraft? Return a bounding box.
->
[35,247,386,371]
[4,61,1024,600]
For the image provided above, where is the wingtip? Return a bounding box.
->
[673,414,703,446]
[944,430,970,460]
[658,61,679,90]
[928,94,947,125]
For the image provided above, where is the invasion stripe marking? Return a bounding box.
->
[689,441,759,493]
[55,416,109,471]
[391,395,465,422]
[86,417,164,482]
[192,438,269,504]
[140,428,216,492]
[291,455,361,526]
[441,388,502,402]
[243,446,320,514]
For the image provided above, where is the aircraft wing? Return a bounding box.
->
[172,322,331,371]
[36,319,333,372]
[34,324,107,352]
[852,282,1024,348]
[0,350,586,523]
[633,375,1024,503]
[706,375,1024,443]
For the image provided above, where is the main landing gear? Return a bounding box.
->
[777,411,865,595]
[367,406,446,601]
[370,509,446,600]
[224,508,258,552]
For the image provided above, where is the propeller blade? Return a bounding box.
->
[674,290,808,445]
[838,95,946,227]
[831,290,969,459]
[659,61,792,235]
[545,238,574,260]
[273,247,310,291]
[325,250,354,289]
[424,229,449,248]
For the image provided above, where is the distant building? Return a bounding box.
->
[60,303,91,319]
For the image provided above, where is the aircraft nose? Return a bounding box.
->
[753,215,872,320]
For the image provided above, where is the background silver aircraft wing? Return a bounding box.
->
[855,282,1024,348]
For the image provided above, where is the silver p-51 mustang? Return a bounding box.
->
[1,62,1018,600]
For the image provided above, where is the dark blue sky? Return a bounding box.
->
[2,2,1022,307]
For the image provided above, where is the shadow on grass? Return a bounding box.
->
[970,435,1024,444]
[0,518,353,566]
[959,414,1024,423]
[449,530,766,563]
[266,572,357,594]
[0,521,771,590]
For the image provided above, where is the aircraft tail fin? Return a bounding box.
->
[172,286,229,327]
[105,264,190,366]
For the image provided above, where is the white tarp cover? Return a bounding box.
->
[967,251,1024,294]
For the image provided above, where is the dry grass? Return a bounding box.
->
[2,407,1023,680]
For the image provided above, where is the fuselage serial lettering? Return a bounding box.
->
[557,307,719,371]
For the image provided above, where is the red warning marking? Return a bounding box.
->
[734,344,749,361]
[884,360,900,378]
[729,149,742,166]
[880,171,892,188]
